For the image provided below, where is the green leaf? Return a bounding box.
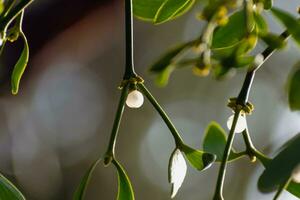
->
[181,144,216,171]
[11,31,29,95]
[0,173,25,200]
[154,0,195,24]
[133,0,195,24]
[235,55,255,68]
[212,10,254,49]
[271,8,300,45]
[287,181,300,198]
[258,133,300,196]
[154,65,175,87]
[254,12,268,35]
[260,33,287,49]
[112,159,135,200]
[202,122,242,162]
[288,63,300,111]
[150,41,195,73]
[73,159,101,200]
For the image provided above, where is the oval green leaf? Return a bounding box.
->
[212,10,254,49]
[271,8,300,45]
[11,31,29,95]
[254,12,268,35]
[154,0,195,24]
[202,122,242,162]
[133,0,196,24]
[181,144,216,171]
[0,173,25,200]
[150,40,195,73]
[260,33,287,49]
[258,133,300,194]
[112,159,135,200]
[73,159,101,200]
[288,62,300,111]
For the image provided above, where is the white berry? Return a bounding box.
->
[126,90,144,108]
[292,164,300,183]
[227,114,247,133]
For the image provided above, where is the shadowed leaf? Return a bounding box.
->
[112,159,135,200]
[258,133,300,198]
[288,62,300,111]
[73,159,101,200]
[0,173,25,200]
[181,144,216,171]
[11,31,29,95]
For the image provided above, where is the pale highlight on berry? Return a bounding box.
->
[126,90,144,108]
[227,114,247,133]
[169,149,187,199]
[292,164,300,183]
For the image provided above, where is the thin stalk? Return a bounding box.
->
[213,110,241,200]
[104,84,129,165]
[15,10,24,31]
[237,30,290,104]
[273,178,291,200]
[0,0,34,31]
[138,83,184,147]
[124,0,137,79]
[242,129,271,166]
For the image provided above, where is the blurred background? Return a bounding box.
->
[0,0,299,199]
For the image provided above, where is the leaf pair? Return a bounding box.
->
[74,158,134,200]
[133,0,196,24]
[258,133,300,198]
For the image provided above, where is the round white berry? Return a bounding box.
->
[227,114,247,133]
[126,90,144,108]
[292,164,300,183]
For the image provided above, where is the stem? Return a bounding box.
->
[273,178,291,200]
[213,110,241,200]
[137,83,184,147]
[15,11,24,31]
[237,30,290,104]
[0,0,34,31]
[124,0,137,79]
[242,129,271,166]
[104,84,129,165]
